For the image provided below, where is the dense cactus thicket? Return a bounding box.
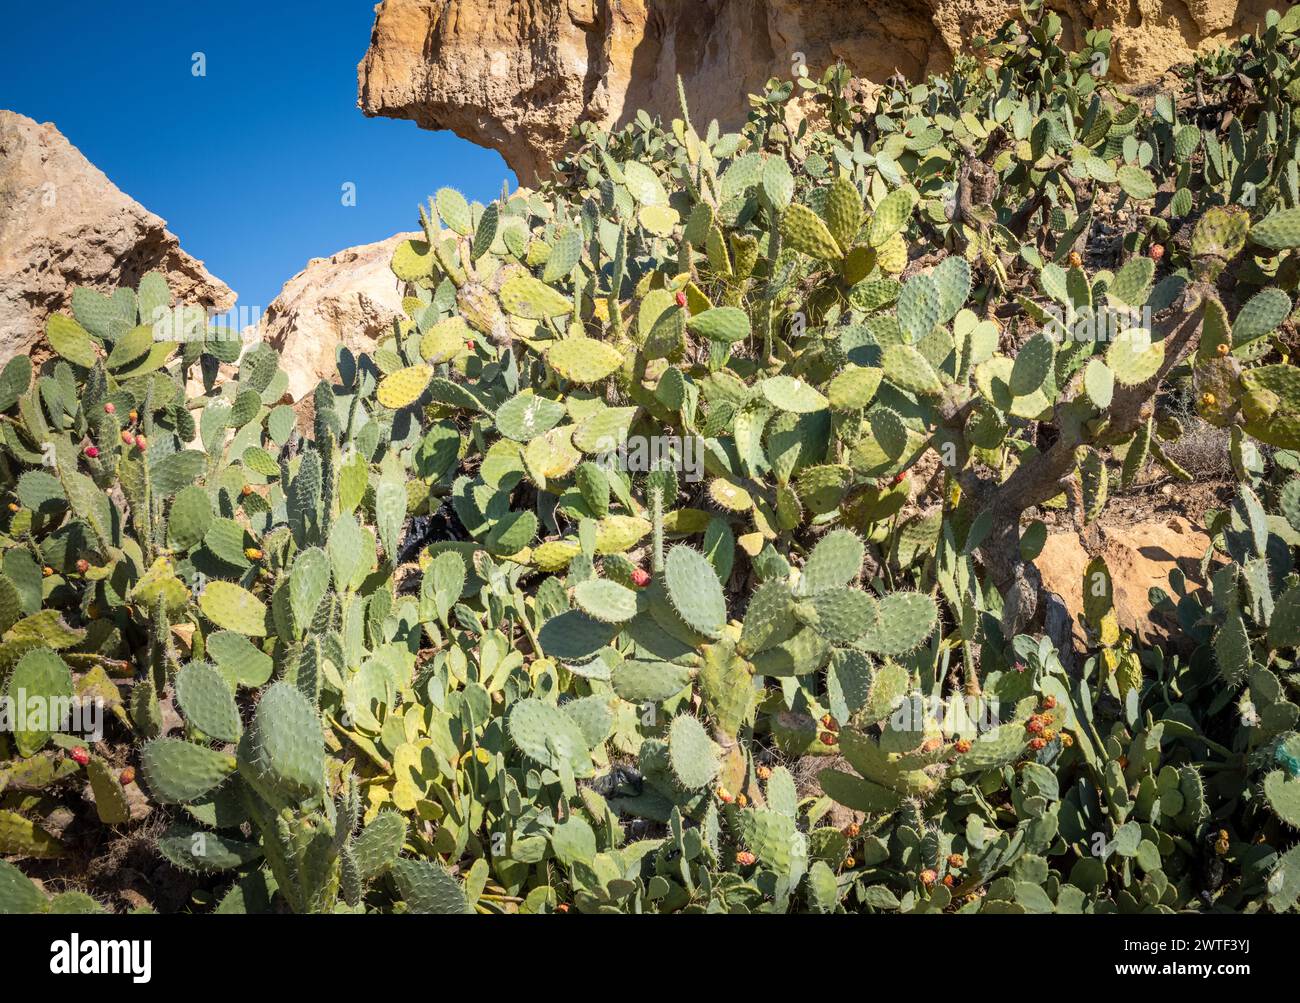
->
[7,1,1300,913]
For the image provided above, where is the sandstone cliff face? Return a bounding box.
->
[255,232,415,402]
[0,110,234,365]
[358,0,1274,182]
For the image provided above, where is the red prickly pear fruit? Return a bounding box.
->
[135,434,147,450]
[75,559,89,573]
[631,567,651,587]
[104,402,116,414]
[120,767,136,785]
[675,291,688,308]
[121,431,134,446]
[71,747,90,766]
[84,445,99,458]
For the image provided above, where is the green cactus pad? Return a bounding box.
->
[199,581,269,637]
[495,391,566,442]
[827,365,884,410]
[1010,333,1054,397]
[686,306,751,344]
[485,509,538,555]
[352,811,408,880]
[751,625,832,677]
[5,648,73,757]
[806,589,880,643]
[667,714,721,789]
[796,529,865,596]
[243,682,325,804]
[538,609,618,661]
[83,758,131,826]
[817,769,906,814]
[574,578,641,623]
[392,858,471,914]
[45,314,99,368]
[838,729,939,798]
[157,823,263,874]
[506,698,594,777]
[1265,769,1300,827]
[795,464,853,514]
[897,273,941,342]
[376,364,433,409]
[0,860,48,914]
[547,338,624,383]
[868,187,916,247]
[175,661,243,743]
[781,203,843,260]
[435,187,471,234]
[287,547,331,633]
[824,175,864,249]
[611,658,693,702]
[760,375,829,413]
[1083,358,1114,408]
[736,807,803,874]
[739,580,796,655]
[882,344,944,397]
[1251,207,1300,251]
[1079,448,1108,524]
[207,631,274,689]
[390,238,433,281]
[140,738,239,805]
[664,545,727,639]
[1106,326,1164,386]
[1191,206,1249,260]
[499,273,573,319]
[950,723,1028,774]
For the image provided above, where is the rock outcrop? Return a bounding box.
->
[0,110,234,365]
[1035,516,1212,646]
[358,0,1274,183]
[255,233,414,402]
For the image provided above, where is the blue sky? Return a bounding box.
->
[1,2,514,316]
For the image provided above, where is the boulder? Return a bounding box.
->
[0,110,234,365]
[1036,516,1212,646]
[357,0,1273,182]
[256,233,413,402]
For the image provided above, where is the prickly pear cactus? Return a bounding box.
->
[6,0,1300,915]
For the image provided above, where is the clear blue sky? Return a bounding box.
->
[1,2,514,316]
